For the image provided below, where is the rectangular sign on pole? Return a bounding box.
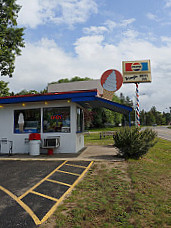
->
[122,60,151,83]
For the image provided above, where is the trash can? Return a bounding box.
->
[48,148,53,155]
[29,133,41,156]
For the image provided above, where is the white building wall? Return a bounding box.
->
[76,133,84,152]
[0,101,84,154]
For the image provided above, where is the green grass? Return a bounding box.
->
[84,132,114,146]
[88,127,121,132]
[53,163,132,228]
[127,138,171,227]
[42,138,171,228]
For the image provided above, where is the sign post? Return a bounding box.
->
[136,83,140,127]
[122,60,151,126]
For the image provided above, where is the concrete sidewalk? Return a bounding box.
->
[0,145,124,162]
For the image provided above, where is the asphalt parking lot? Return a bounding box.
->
[0,160,93,227]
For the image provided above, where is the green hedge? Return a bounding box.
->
[113,127,157,159]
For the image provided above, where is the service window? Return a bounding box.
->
[43,107,70,133]
[14,109,41,133]
[77,107,84,132]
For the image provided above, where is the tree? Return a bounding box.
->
[0,0,25,77]
[15,89,39,95]
[0,80,10,96]
[51,76,92,84]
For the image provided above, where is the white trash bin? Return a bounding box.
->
[29,140,40,156]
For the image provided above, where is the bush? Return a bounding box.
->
[113,127,157,159]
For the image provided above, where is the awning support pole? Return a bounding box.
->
[129,112,131,127]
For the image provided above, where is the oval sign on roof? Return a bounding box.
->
[100,69,123,92]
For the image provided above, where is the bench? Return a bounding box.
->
[100,131,116,139]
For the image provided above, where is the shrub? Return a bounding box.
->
[113,127,157,159]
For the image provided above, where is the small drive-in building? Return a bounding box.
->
[0,89,132,155]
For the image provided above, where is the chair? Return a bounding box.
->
[0,138,13,156]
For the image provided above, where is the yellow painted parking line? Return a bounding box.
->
[40,161,94,224]
[0,185,41,225]
[56,169,80,176]
[31,190,58,202]
[19,160,67,200]
[0,160,93,226]
[65,163,88,169]
[46,178,72,187]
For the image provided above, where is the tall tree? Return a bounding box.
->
[0,0,24,77]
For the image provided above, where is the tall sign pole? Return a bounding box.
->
[136,83,140,127]
[122,60,151,127]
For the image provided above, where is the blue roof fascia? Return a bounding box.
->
[72,96,133,112]
[95,97,133,112]
[71,96,96,102]
[0,91,97,104]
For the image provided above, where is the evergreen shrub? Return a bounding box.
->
[113,127,157,159]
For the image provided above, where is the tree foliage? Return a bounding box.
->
[51,76,92,84]
[114,127,157,159]
[0,0,25,77]
[15,90,39,95]
[0,80,10,96]
[140,106,170,126]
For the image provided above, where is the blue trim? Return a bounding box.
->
[0,91,97,104]
[72,97,96,102]
[72,96,133,112]
[95,97,133,112]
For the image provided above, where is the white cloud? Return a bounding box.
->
[83,26,108,35]
[164,0,171,8]
[161,36,171,43]
[3,32,171,112]
[119,18,136,27]
[146,13,159,21]
[104,20,117,31]
[17,0,98,28]
[83,18,136,35]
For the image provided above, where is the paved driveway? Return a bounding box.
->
[154,126,171,141]
[0,160,93,227]
[143,126,171,141]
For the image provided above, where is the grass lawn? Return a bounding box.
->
[87,127,122,132]
[84,132,114,146]
[41,138,171,228]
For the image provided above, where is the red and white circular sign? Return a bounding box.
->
[100,69,123,92]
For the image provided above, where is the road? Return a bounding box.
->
[146,126,171,141]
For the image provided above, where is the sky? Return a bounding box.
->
[2,0,171,112]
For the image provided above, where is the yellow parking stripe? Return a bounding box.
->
[1,160,93,226]
[46,178,72,187]
[31,190,58,202]
[65,163,87,169]
[56,169,80,176]
[0,186,41,225]
[40,161,94,224]
[19,160,67,200]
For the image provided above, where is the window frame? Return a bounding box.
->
[14,108,41,134]
[76,107,84,133]
[43,106,71,133]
